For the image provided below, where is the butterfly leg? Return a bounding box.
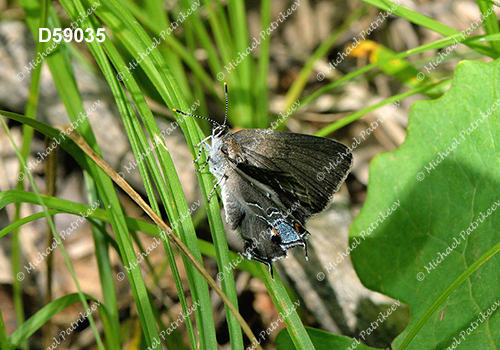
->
[207,175,225,202]
[194,136,212,170]
[195,134,212,149]
[268,262,275,279]
[195,155,210,172]
[194,142,208,163]
[250,254,275,279]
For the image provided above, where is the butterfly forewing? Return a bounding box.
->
[232,129,353,220]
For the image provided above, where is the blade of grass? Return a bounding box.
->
[259,265,315,349]
[85,1,214,344]
[284,5,368,111]
[477,0,500,51]
[301,33,500,109]
[120,0,218,98]
[18,0,158,346]
[0,210,61,238]
[7,293,98,349]
[315,79,452,137]
[362,0,499,58]
[199,0,255,127]
[0,307,7,350]
[84,176,121,350]
[1,118,105,350]
[138,0,194,101]
[185,24,211,133]
[253,0,271,129]
[42,138,57,349]
[190,14,227,91]
[0,192,262,281]
[90,1,247,346]
[11,1,50,348]
[227,0,254,127]
[68,127,263,349]
[0,110,261,349]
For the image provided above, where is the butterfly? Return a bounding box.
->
[173,83,353,277]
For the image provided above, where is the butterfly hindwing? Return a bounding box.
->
[219,163,309,267]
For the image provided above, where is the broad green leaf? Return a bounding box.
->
[350,59,500,349]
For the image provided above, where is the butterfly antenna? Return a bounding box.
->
[172,108,218,125]
[173,83,228,126]
[223,82,228,127]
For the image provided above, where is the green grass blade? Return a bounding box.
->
[87,2,215,345]
[362,0,499,57]
[0,210,61,239]
[284,5,368,111]
[0,307,8,350]
[11,2,50,348]
[253,0,271,128]
[85,177,121,350]
[1,118,105,350]
[18,0,161,346]
[227,0,254,127]
[315,79,452,137]
[90,1,251,346]
[259,265,314,349]
[301,33,500,109]
[7,293,98,349]
[476,0,500,51]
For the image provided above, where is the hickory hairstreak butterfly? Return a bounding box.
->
[173,83,353,277]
